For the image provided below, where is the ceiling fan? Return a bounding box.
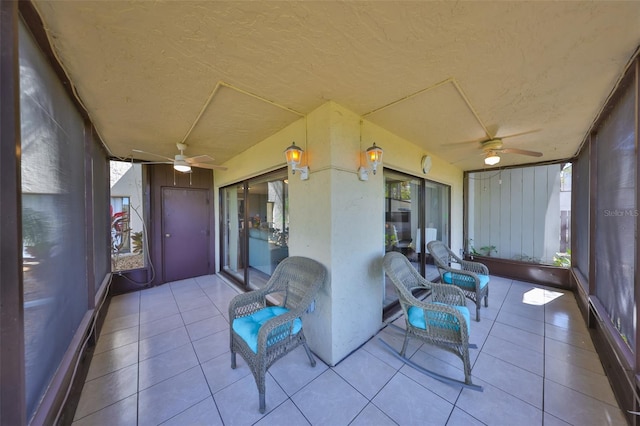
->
[480,138,542,166]
[445,129,542,166]
[132,143,227,172]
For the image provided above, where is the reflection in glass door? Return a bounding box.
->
[221,183,244,282]
[384,173,420,308]
[424,180,450,261]
[383,170,451,314]
[246,174,289,290]
[220,170,289,291]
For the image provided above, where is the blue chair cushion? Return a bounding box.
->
[232,306,302,353]
[408,303,471,333]
[443,272,489,290]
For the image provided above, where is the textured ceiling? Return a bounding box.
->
[31,1,640,171]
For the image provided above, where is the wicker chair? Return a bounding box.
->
[229,256,327,413]
[383,251,474,386]
[427,241,489,321]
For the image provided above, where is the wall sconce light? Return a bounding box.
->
[484,151,500,166]
[358,142,384,181]
[284,142,309,180]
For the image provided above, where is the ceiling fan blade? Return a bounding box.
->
[191,162,228,171]
[442,128,541,150]
[132,149,174,162]
[140,161,173,165]
[440,137,487,149]
[497,129,541,139]
[186,154,215,164]
[498,148,543,157]
[449,151,485,164]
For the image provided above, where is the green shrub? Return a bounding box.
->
[132,231,144,254]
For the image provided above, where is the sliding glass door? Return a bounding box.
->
[383,169,450,313]
[221,183,245,282]
[220,170,289,290]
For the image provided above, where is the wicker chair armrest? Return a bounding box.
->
[412,275,433,290]
[408,300,470,338]
[460,259,489,275]
[440,268,484,292]
[430,283,467,306]
[433,303,470,337]
[444,268,479,280]
[256,311,302,352]
[441,267,478,279]
[228,290,269,320]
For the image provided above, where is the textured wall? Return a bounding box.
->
[214,100,464,364]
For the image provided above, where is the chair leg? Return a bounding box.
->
[462,347,472,385]
[484,290,489,307]
[231,351,236,369]
[302,342,317,367]
[257,368,267,413]
[475,303,480,322]
[400,332,410,356]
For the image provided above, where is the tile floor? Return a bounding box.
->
[71,274,628,425]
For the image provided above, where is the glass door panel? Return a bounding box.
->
[221,170,289,291]
[383,170,451,314]
[246,173,289,290]
[221,183,244,282]
[384,172,420,309]
[424,181,450,281]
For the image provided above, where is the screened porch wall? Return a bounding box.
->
[468,164,562,264]
[570,57,639,422]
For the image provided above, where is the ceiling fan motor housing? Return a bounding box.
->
[482,139,503,152]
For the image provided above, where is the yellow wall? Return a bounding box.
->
[214,101,464,364]
[362,120,465,256]
[214,102,464,256]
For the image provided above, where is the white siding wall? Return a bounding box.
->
[469,164,561,264]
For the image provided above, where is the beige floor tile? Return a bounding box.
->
[74,273,626,426]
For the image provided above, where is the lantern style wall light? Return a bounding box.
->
[484,151,500,166]
[284,142,309,180]
[358,142,384,181]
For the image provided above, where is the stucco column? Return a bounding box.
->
[287,102,384,366]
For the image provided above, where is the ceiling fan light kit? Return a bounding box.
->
[479,137,542,166]
[446,130,543,166]
[173,156,192,173]
[484,152,500,166]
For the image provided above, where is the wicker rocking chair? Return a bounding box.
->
[427,241,489,321]
[382,252,478,388]
[229,256,327,413]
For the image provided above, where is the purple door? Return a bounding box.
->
[162,187,210,282]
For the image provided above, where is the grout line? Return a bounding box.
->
[191,275,235,424]
[81,275,627,425]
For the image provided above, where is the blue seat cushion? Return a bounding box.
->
[232,306,302,353]
[408,303,471,333]
[443,272,489,290]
